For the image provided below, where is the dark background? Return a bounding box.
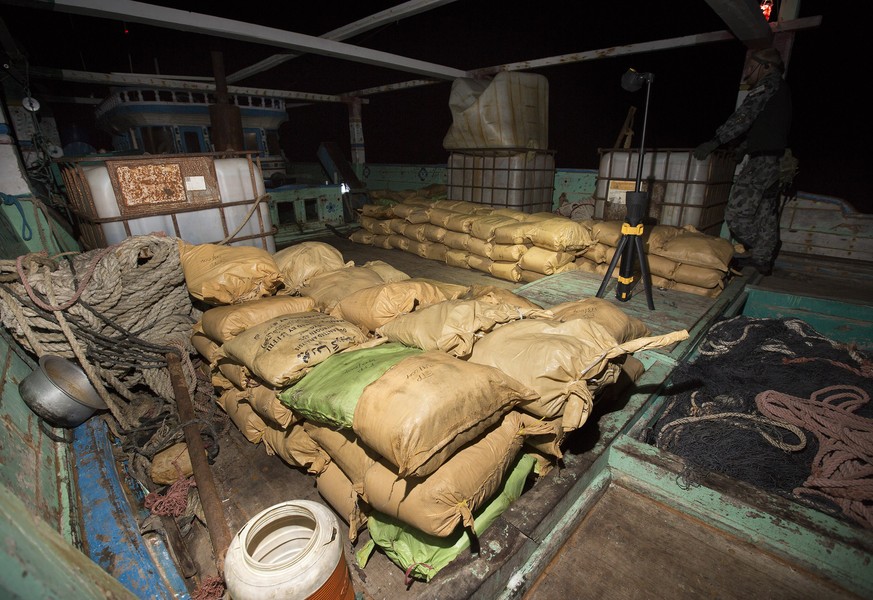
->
[2,0,868,212]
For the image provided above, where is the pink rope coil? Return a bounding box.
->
[756,384,873,528]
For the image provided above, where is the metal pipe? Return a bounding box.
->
[165,352,232,571]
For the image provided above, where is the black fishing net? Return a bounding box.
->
[646,315,873,528]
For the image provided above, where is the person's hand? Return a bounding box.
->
[693,139,719,160]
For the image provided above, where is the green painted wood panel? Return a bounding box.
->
[743,287,873,349]
[0,482,135,599]
[0,335,78,542]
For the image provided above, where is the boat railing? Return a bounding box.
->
[95,89,286,119]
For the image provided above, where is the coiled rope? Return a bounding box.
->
[757,384,873,529]
[0,234,202,430]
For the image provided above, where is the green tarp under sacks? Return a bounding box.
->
[356,453,537,582]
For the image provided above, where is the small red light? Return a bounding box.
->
[761,0,773,21]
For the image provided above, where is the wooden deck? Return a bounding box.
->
[186,234,872,600]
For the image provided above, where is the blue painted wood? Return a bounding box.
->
[72,419,189,600]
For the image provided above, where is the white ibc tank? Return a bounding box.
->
[84,157,275,251]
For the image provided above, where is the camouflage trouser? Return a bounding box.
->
[725,155,781,266]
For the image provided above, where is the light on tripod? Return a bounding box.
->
[595,67,656,310]
[620,69,652,93]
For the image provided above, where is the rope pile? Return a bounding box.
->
[649,315,873,529]
[0,234,202,431]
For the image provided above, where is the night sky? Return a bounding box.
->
[2,0,869,212]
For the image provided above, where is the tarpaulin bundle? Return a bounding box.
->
[649,315,872,528]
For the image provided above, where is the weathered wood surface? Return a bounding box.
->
[523,481,860,600]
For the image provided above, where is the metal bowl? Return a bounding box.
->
[18,355,107,428]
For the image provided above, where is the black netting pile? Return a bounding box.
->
[646,315,872,528]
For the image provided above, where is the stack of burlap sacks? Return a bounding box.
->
[177,238,688,582]
[352,191,735,297]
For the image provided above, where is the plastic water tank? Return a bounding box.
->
[83,157,275,251]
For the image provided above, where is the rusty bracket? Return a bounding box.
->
[166,352,232,572]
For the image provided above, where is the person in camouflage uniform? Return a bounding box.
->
[693,47,792,276]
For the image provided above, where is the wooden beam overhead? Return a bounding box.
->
[703,0,773,48]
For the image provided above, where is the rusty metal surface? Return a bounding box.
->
[166,352,232,570]
[107,156,220,217]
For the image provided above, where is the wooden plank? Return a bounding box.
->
[524,481,858,600]
[743,287,873,349]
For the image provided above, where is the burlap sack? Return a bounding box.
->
[372,234,392,249]
[211,371,236,394]
[215,386,247,411]
[492,220,537,245]
[246,384,298,429]
[672,263,727,289]
[298,267,385,312]
[178,240,282,305]
[518,412,565,459]
[352,352,537,478]
[200,295,316,343]
[388,218,407,235]
[469,318,688,430]
[470,215,521,241]
[461,284,544,310]
[391,203,431,224]
[648,226,733,271]
[272,241,351,293]
[518,246,575,275]
[279,343,423,428]
[262,423,330,474]
[400,222,430,241]
[359,204,395,219]
[359,215,395,235]
[445,249,471,268]
[526,218,593,252]
[361,411,549,537]
[348,229,375,245]
[488,242,529,262]
[150,442,199,485]
[466,236,490,258]
[441,230,472,250]
[215,357,254,390]
[431,199,490,215]
[590,220,625,247]
[220,312,368,387]
[429,208,477,234]
[360,260,410,283]
[405,240,449,262]
[467,254,492,274]
[421,224,448,243]
[222,389,267,444]
[387,234,410,251]
[374,299,539,358]
[651,274,723,298]
[304,423,379,489]
[488,207,526,221]
[547,297,649,343]
[315,462,367,540]
[489,260,523,282]
[191,323,222,364]
[330,278,462,333]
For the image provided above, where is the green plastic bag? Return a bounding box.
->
[356,452,536,582]
[278,342,422,428]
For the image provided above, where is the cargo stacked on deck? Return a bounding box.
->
[593,148,735,235]
[442,72,555,214]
